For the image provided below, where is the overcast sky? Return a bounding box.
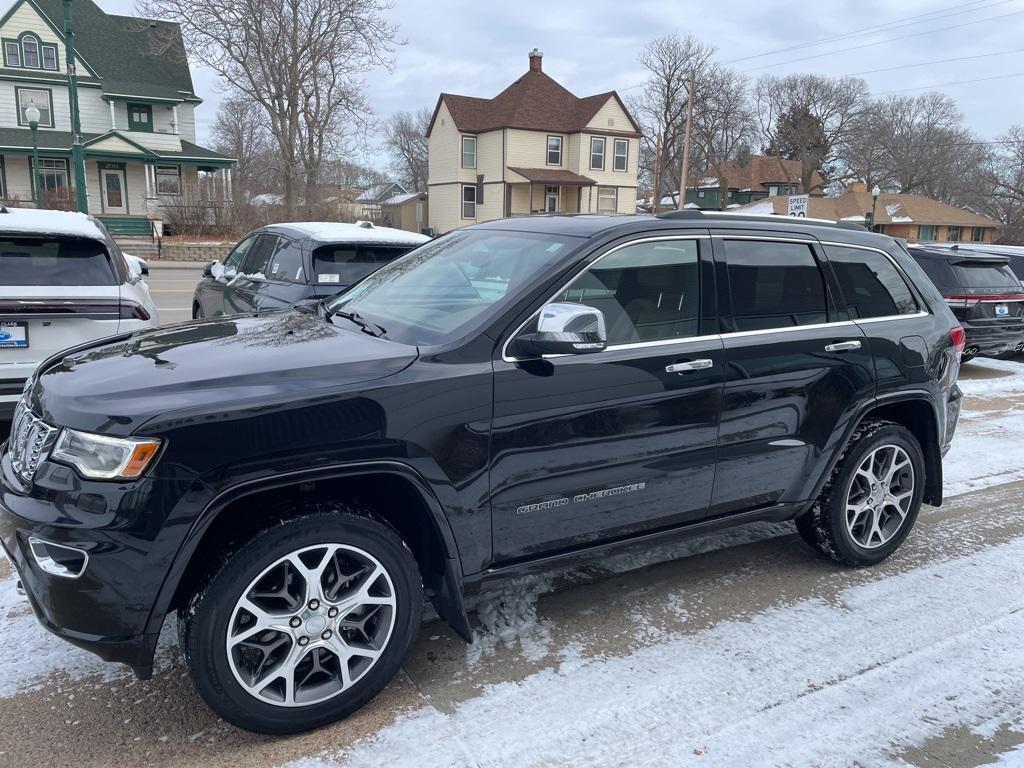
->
[91,0,1024,166]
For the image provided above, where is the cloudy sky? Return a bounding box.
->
[93,0,1024,165]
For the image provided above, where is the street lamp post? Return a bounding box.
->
[62,0,89,213]
[26,103,44,209]
[867,185,881,232]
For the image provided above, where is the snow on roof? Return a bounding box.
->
[684,202,701,209]
[382,192,422,206]
[742,201,775,215]
[286,221,430,245]
[891,215,914,223]
[0,207,105,240]
[841,214,866,222]
[697,177,718,188]
[885,203,903,217]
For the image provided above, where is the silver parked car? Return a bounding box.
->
[0,206,160,420]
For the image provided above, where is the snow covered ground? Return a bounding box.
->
[3,357,1024,767]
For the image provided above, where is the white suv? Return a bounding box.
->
[0,207,160,420]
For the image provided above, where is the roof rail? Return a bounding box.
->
[656,209,867,231]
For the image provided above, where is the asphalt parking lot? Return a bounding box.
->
[146,261,205,326]
[2,357,1024,767]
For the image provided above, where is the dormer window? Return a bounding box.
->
[4,34,59,70]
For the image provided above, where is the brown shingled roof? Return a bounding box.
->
[737,191,1000,228]
[507,167,596,185]
[695,156,826,194]
[428,70,640,137]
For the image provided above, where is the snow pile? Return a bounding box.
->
[0,207,105,240]
[467,575,556,667]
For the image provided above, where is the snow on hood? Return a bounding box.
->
[291,221,430,245]
[0,207,105,240]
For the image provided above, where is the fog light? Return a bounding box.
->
[28,537,88,578]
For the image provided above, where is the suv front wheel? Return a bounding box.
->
[179,507,423,734]
[797,419,925,566]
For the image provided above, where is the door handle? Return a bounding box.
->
[824,340,862,353]
[666,359,713,374]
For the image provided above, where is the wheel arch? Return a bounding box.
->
[147,461,471,646]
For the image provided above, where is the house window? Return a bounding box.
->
[597,186,617,213]
[947,225,962,242]
[590,137,605,171]
[128,104,153,132]
[696,190,705,199]
[4,41,20,67]
[613,139,628,172]
[33,157,69,192]
[155,165,181,195]
[917,225,937,241]
[21,35,39,68]
[547,136,562,166]
[462,184,477,218]
[767,185,779,196]
[461,136,476,169]
[41,44,57,70]
[16,88,53,128]
[545,185,559,213]
[972,227,986,242]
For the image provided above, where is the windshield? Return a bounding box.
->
[0,236,116,286]
[327,229,578,345]
[951,262,1020,289]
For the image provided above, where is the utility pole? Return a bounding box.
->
[677,70,695,211]
[63,0,89,213]
[652,131,662,214]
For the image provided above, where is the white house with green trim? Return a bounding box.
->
[0,0,234,235]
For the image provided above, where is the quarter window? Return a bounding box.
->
[826,246,918,319]
[461,136,476,169]
[556,239,701,344]
[917,225,937,241]
[547,135,562,165]
[590,137,605,170]
[597,186,617,213]
[155,165,181,195]
[462,184,477,218]
[613,139,628,172]
[725,240,828,331]
[17,88,53,127]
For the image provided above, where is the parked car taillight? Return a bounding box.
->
[119,300,151,321]
[950,326,966,354]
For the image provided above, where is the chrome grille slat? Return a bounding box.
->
[9,402,57,483]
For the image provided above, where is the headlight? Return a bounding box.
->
[51,429,162,480]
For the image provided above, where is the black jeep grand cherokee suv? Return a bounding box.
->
[1,212,963,734]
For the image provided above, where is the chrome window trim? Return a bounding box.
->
[720,319,858,340]
[819,240,932,320]
[855,311,929,324]
[500,234,710,363]
[711,234,817,244]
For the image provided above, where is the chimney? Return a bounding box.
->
[529,48,543,73]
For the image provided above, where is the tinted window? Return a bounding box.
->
[827,246,917,318]
[951,261,1020,289]
[313,245,411,287]
[329,230,576,346]
[910,254,953,287]
[223,235,255,276]
[0,237,116,286]
[725,240,828,331]
[556,239,699,344]
[240,235,277,277]
[266,238,305,283]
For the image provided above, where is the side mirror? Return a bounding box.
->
[513,302,607,357]
[139,262,149,277]
[202,260,216,279]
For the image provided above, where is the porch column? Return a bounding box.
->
[172,105,179,135]
[222,169,229,201]
[226,168,233,201]
[109,101,116,130]
[143,163,151,197]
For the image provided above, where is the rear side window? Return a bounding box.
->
[827,246,917,318]
[724,240,828,331]
[313,244,412,287]
[0,237,116,286]
[910,254,953,287]
[951,261,1020,289]
[266,237,305,283]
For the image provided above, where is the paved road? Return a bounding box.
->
[146,261,205,326]
[2,358,1024,765]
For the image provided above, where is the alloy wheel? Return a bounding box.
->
[225,543,397,707]
[844,444,915,550]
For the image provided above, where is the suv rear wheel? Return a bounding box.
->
[796,420,925,566]
[179,507,423,734]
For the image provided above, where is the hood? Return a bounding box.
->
[31,310,418,434]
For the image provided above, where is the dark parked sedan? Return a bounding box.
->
[192,222,429,318]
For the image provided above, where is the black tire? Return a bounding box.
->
[192,302,203,319]
[179,507,422,734]
[796,419,925,566]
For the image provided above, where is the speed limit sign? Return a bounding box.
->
[787,194,809,217]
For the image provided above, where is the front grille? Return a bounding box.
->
[9,402,58,484]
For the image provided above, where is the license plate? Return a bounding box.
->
[995,304,1009,317]
[0,321,28,348]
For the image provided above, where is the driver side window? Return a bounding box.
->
[223,235,256,277]
[554,239,701,345]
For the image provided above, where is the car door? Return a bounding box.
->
[223,234,279,315]
[198,234,256,317]
[251,235,313,310]
[709,233,875,517]
[489,233,725,564]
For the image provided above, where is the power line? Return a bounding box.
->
[740,9,1024,72]
[872,71,1024,96]
[842,48,1024,77]
[726,0,1007,64]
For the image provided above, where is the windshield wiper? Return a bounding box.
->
[322,302,387,338]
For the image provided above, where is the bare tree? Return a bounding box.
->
[138,0,400,217]
[212,90,276,201]
[982,125,1024,243]
[632,34,715,206]
[757,73,869,192]
[691,65,755,209]
[384,108,430,192]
